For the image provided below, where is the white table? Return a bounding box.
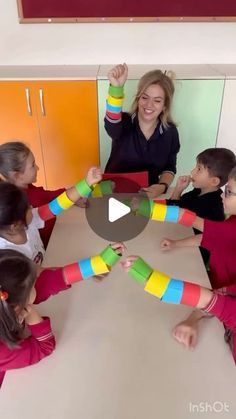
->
[1,207,236,419]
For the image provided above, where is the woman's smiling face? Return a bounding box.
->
[138,84,165,123]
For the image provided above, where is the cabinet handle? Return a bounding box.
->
[25,88,32,116]
[39,88,46,116]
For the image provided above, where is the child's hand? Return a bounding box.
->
[111,242,126,255]
[18,304,32,324]
[108,63,128,87]
[120,255,139,271]
[19,305,43,325]
[172,320,198,350]
[93,242,126,283]
[175,175,191,191]
[160,238,176,251]
[93,272,109,282]
[75,197,88,208]
[86,167,102,187]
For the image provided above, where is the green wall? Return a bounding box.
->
[98,79,224,181]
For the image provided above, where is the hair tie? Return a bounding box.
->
[0,290,8,301]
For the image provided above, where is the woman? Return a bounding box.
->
[104,63,180,198]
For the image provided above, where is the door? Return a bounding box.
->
[35,81,99,189]
[0,81,46,186]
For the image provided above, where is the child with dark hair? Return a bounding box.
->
[0,243,124,386]
[157,148,236,264]
[0,142,87,247]
[132,165,236,360]
[0,167,102,263]
[166,148,236,219]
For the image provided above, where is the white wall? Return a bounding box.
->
[217,80,236,154]
[1,0,236,65]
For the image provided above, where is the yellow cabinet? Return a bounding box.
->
[0,80,99,189]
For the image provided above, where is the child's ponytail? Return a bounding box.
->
[0,290,22,348]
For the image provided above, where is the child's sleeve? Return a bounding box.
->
[36,187,66,203]
[34,268,69,304]
[203,293,236,330]
[223,284,236,296]
[201,219,231,252]
[34,245,122,304]
[0,317,55,373]
[31,208,45,229]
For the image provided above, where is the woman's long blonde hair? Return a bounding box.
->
[131,70,176,129]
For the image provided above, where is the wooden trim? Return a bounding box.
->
[19,16,236,23]
[16,0,24,19]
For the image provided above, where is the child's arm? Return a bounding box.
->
[122,255,212,309]
[37,167,101,222]
[134,198,204,231]
[0,306,55,372]
[122,256,236,345]
[170,175,191,200]
[35,243,125,304]
[160,234,203,251]
[37,169,114,223]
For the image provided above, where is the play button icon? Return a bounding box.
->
[108,198,130,222]
[85,178,152,242]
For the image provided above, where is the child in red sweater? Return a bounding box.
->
[121,253,236,363]
[0,243,124,387]
[0,142,88,247]
[132,164,236,360]
[0,167,103,263]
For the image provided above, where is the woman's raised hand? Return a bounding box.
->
[108,63,128,87]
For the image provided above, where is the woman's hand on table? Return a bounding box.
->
[139,184,166,199]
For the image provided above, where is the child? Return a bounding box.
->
[0,243,125,386]
[0,167,102,263]
[121,253,236,363]
[0,142,91,247]
[158,148,236,264]
[134,164,236,289]
[164,148,235,221]
[159,166,236,289]
[133,165,236,357]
